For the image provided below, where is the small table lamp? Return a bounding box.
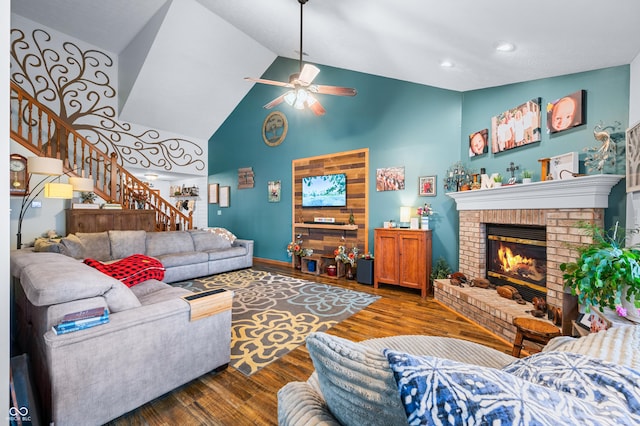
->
[399,206,411,228]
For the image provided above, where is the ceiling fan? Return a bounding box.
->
[244,0,357,116]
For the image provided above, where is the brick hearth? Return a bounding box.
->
[437,175,622,343]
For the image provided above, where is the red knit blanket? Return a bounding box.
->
[84,254,165,287]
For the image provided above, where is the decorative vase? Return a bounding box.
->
[621,286,640,323]
[421,216,429,230]
[294,255,302,270]
[346,263,355,280]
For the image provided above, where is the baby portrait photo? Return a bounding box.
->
[546,89,586,134]
[469,129,489,157]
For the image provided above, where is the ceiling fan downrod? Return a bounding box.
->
[298,0,308,74]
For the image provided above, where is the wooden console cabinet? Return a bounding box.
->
[374,228,432,298]
[66,209,156,234]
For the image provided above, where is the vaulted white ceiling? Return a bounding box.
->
[11,0,640,140]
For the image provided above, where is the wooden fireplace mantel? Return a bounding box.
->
[447,174,623,210]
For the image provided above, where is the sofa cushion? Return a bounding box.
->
[305,332,408,426]
[109,230,146,259]
[130,279,192,305]
[190,230,232,251]
[146,231,195,257]
[60,232,112,260]
[502,351,640,422]
[76,232,112,261]
[205,246,247,261]
[84,254,166,287]
[384,350,627,425]
[155,251,209,268]
[20,260,118,306]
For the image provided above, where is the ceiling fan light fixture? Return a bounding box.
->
[245,0,355,115]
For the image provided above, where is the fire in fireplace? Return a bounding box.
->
[486,224,546,302]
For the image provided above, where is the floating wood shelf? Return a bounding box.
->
[294,222,358,231]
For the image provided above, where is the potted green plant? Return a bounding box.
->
[521,170,532,184]
[81,191,97,204]
[430,257,452,285]
[492,174,503,187]
[560,221,640,319]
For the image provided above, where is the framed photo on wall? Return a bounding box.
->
[627,121,640,193]
[376,166,405,191]
[208,183,219,204]
[490,98,541,153]
[547,90,586,134]
[268,180,281,202]
[418,176,436,196]
[219,186,230,207]
[469,129,488,157]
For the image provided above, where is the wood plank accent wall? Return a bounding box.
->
[291,149,369,262]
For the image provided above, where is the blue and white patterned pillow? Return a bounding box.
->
[384,350,633,426]
[502,351,640,422]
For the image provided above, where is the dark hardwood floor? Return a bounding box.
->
[108,261,513,426]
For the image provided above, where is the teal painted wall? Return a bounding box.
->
[209,58,630,270]
[209,57,462,267]
[461,66,630,227]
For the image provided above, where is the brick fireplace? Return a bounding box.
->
[435,175,623,343]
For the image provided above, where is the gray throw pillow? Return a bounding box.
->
[305,332,408,426]
[103,280,142,312]
[60,234,85,259]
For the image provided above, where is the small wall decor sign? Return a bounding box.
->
[219,186,230,207]
[238,167,254,189]
[268,180,281,202]
[208,183,219,204]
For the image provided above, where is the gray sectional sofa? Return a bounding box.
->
[49,228,254,282]
[10,229,253,425]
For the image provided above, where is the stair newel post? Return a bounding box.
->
[109,152,118,203]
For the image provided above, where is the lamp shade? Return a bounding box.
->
[44,182,73,199]
[27,157,63,176]
[400,206,412,223]
[69,176,94,192]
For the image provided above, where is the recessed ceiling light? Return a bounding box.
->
[440,60,454,68]
[495,42,516,52]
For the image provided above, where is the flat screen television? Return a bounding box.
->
[302,173,346,207]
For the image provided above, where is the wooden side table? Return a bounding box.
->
[512,317,561,357]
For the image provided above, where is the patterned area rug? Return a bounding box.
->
[172,269,380,376]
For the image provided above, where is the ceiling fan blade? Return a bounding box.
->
[297,64,320,86]
[312,84,357,97]
[263,94,287,109]
[245,77,293,88]
[306,95,326,116]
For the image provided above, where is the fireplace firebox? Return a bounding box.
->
[486,224,546,302]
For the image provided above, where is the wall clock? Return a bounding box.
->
[262,111,288,147]
[10,153,28,196]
